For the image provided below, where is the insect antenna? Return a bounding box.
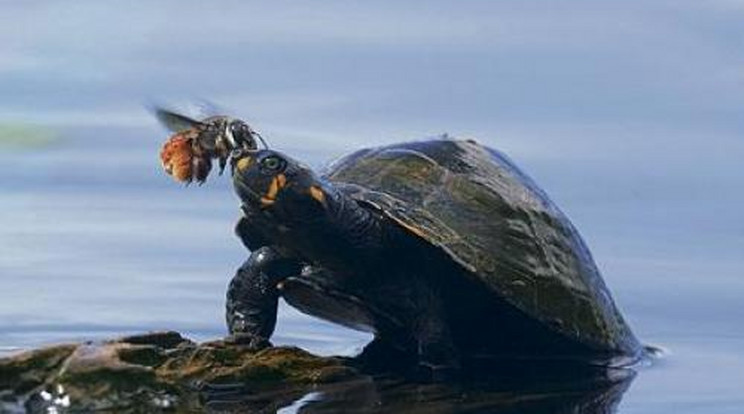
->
[252,131,269,150]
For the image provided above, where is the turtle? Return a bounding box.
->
[222,138,643,377]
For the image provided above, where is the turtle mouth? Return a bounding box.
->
[233,178,265,208]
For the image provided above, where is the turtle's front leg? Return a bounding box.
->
[225,246,302,348]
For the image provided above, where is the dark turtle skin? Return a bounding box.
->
[225,139,642,377]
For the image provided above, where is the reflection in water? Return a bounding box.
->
[201,366,636,414]
[278,392,324,414]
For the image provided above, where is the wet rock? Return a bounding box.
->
[0,331,359,412]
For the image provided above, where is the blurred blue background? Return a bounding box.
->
[1,1,743,412]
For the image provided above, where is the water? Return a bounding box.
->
[1,1,743,413]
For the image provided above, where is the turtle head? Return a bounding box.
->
[232,150,329,222]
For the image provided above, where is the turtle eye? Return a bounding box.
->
[260,155,286,173]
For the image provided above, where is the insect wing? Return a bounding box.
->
[152,107,205,133]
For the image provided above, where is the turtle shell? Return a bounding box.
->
[322,139,640,357]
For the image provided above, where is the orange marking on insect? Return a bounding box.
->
[309,185,326,205]
[160,134,195,183]
[260,197,276,208]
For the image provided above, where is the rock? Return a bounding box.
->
[0,331,642,413]
[0,331,360,412]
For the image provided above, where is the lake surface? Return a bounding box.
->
[1,1,743,413]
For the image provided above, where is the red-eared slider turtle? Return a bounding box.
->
[220,138,642,377]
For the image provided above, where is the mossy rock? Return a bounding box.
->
[0,344,77,395]
[0,331,360,412]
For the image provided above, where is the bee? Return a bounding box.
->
[154,107,268,184]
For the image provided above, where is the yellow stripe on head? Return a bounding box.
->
[261,174,287,208]
[265,176,279,200]
[309,185,326,205]
[235,156,253,172]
